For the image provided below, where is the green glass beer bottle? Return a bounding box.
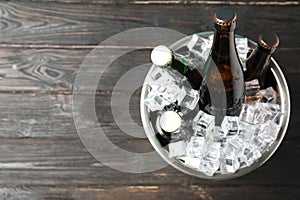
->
[151,45,203,90]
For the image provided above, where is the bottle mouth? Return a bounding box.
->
[213,8,237,27]
[258,32,279,50]
[151,45,173,67]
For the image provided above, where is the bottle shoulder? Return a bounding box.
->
[204,53,244,75]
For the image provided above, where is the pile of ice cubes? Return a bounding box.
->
[144,67,200,112]
[183,34,248,71]
[169,100,281,176]
[144,34,282,176]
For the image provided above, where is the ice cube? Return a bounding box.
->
[152,84,186,105]
[181,87,199,110]
[264,103,282,122]
[259,87,277,103]
[193,110,215,139]
[236,37,248,57]
[168,141,187,158]
[176,87,187,105]
[253,103,282,124]
[205,142,221,161]
[199,157,220,176]
[259,120,280,143]
[187,34,212,70]
[177,156,201,169]
[150,66,187,88]
[175,119,194,141]
[198,142,221,176]
[239,104,257,124]
[144,84,175,111]
[219,136,243,174]
[168,68,188,87]
[238,121,257,142]
[144,85,167,111]
[238,143,262,166]
[221,116,240,135]
[185,136,206,158]
[226,136,244,153]
[244,79,261,104]
[253,136,270,153]
[239,103,281,125]
[144,83,186,112]
[245,94,261,104]
[236,37,249,70]
[150,67,174,84]
[219,153,240,174]
[245,79,261,96]
[213,126,226,143]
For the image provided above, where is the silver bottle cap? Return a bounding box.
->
[159,111,182,133]
[151,45,173,67]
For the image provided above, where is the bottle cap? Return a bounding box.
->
[258,32,279,50]
[213,8,237,27]
[159,111,181,133]
[151,45,173,67]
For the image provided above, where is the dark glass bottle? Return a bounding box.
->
[244,32,279,86]
[200,8,245,124]
[151,45,203,89]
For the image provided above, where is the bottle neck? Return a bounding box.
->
[171,53,202,89]
[172,53,189,74]
[211,29,237,61]
[246,45,274,70]
[256,47,272,63]
[203,29,236,75]
[257,44,274,56]
[244,45,273,82]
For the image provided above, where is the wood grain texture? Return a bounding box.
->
[0,2,299,47]
[0,47,298,192]
[0,48,298,90]
[8,0,300,5]
[0,1,298,200]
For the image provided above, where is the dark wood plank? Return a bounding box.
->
[10,0,300,5]
[0,2,298,47]
[0,138,298,188]
[0,48,85,91]
[0,185,298,200]
[0,48,299,91]
[0,124,298,181]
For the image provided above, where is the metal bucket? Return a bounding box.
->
[140,31,290,180]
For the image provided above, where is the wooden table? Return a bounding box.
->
[0,1,299,199]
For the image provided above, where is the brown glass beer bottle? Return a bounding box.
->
[200,8,245,124]
[244,32,279,87]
